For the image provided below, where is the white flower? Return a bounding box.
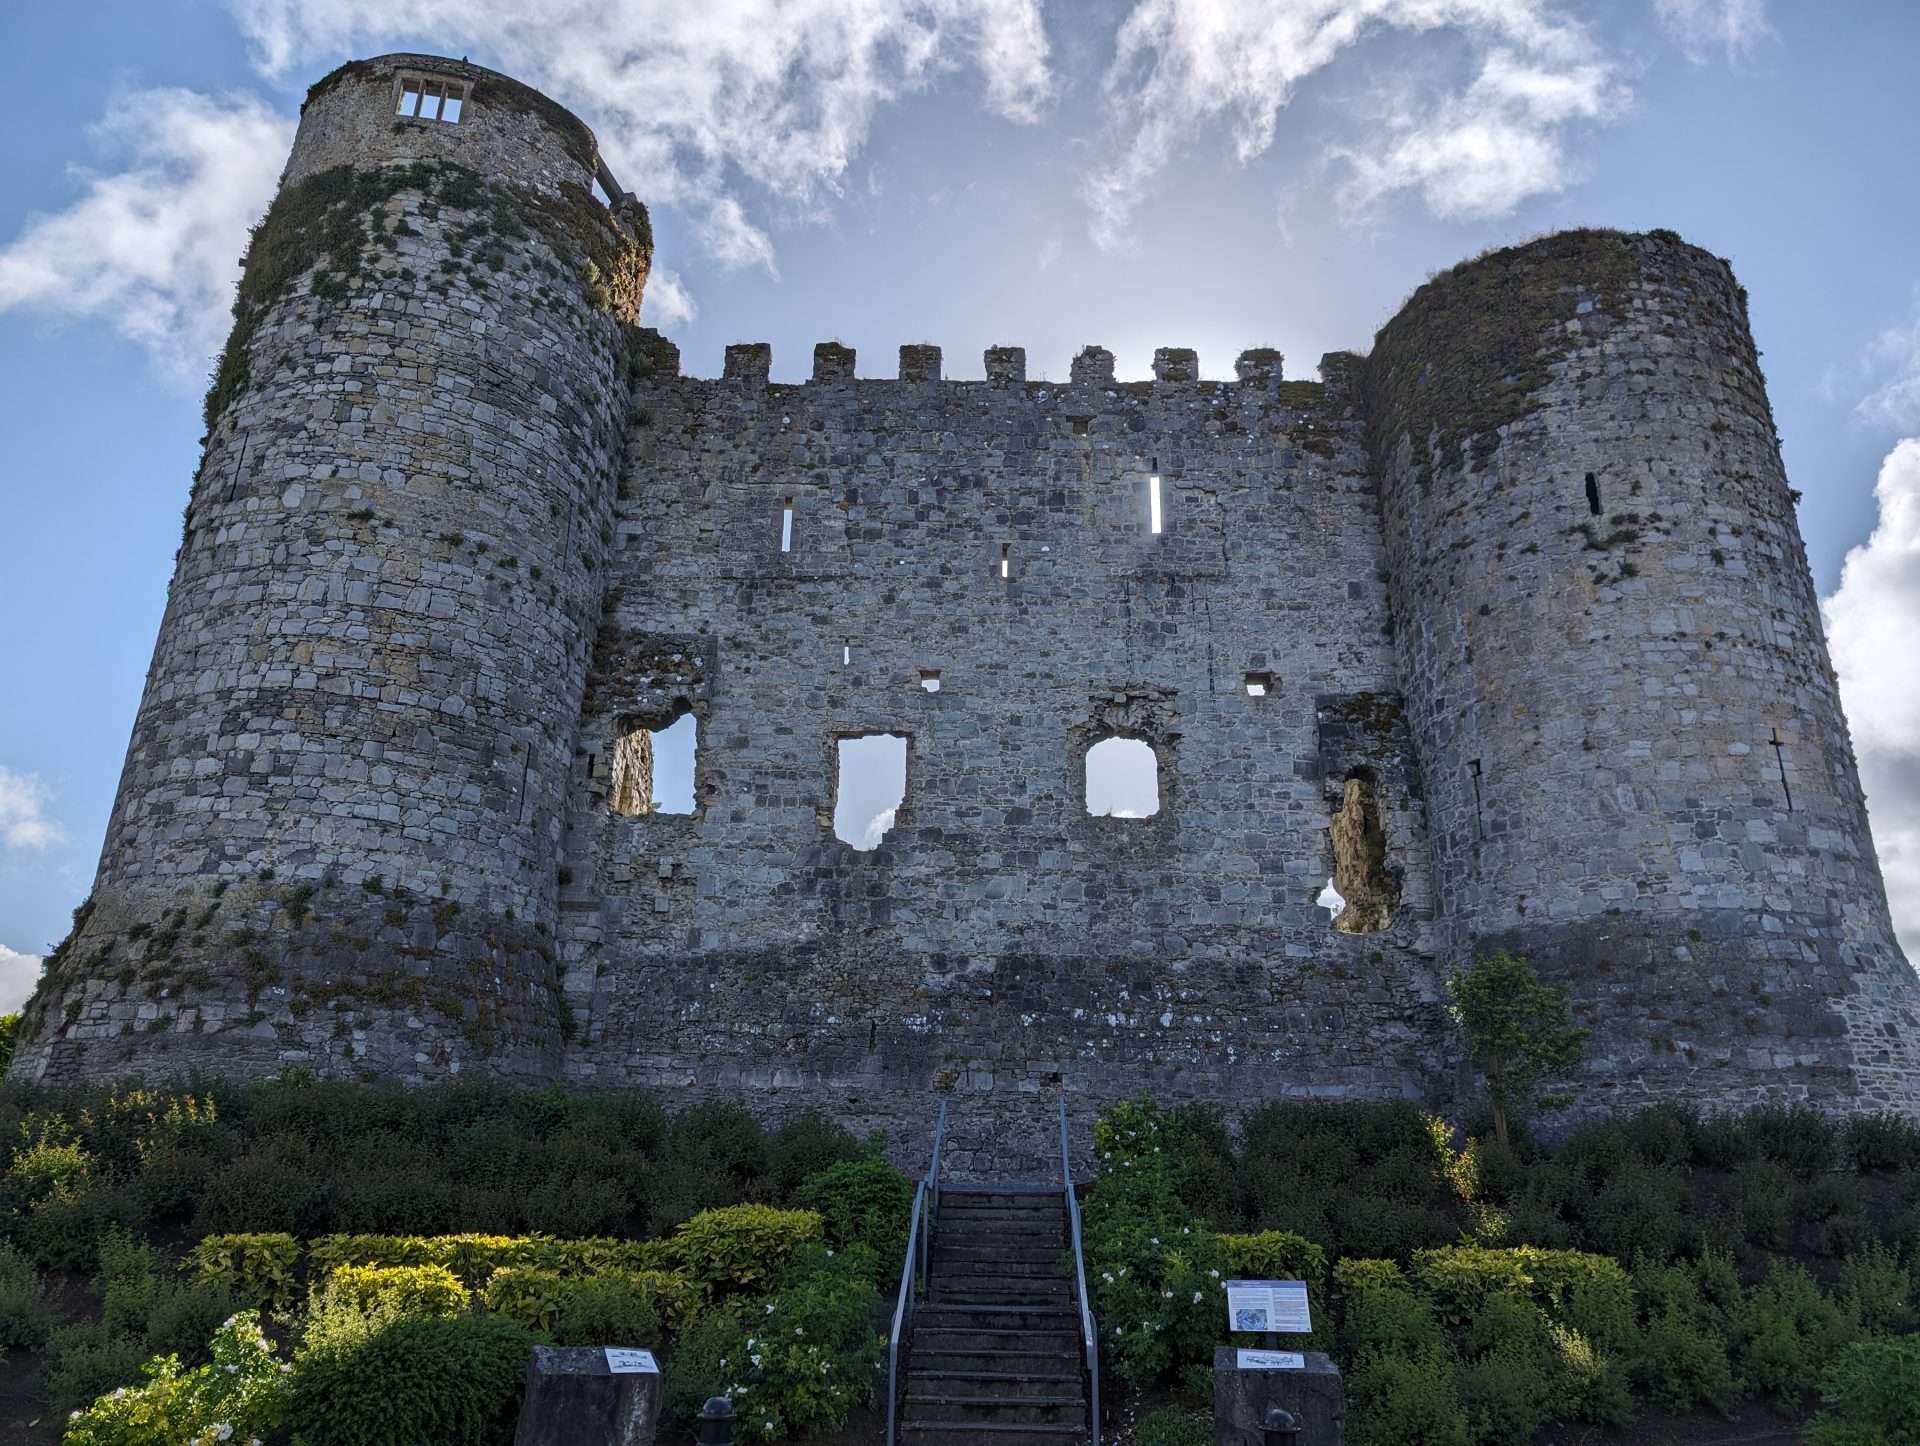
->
[1209,1269,1220,1278]
[794,1327,804,1337]
[215,1426,235,1441]
[766,1304,776,1315]
[1150,1237,1159,1245]
[1192,1292,1203,1303]
[1162,1290,1173,1299]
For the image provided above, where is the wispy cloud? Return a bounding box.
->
[0,767,68,851]
[0,945,42,1014]
[1855,297,1920,433]
[861,806,899,849]
[1653,0,1774,64]
[229,0,1052,268]
[0,88,291,381]
[1823,438,1920,959]
[1082,0,1625,249]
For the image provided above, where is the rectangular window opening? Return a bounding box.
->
[1244,671,1273,698]
[834,734,907,849]
[842,642,851,666]
[398,80,422,117]
[610,712,698,817]
[424,82,445,121]
[1149,475,1163,535]
[780,499,794,553]
[919,670,942,693]
[441,91,463,123]
[591,175,610,207]
[999,543,1010,580]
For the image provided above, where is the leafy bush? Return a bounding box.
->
[63,1311,290,1446]
[483,1264,694,1336]
[1731,1258,1856,1401]
[0,1013,18,1076]
[791,1158,912,1276]
[1219,1230,1327,1295]
[767,1111,870,1199]
[670,1205,824,1296]
[664,1248,882,1443]
[1839,1243,1917,1336]
[1337,1258,1450,1364]
[1809,1333,1920,1445]
[1845,1113,1920,1173]
[307,1231,671,1290]
[1346,1346,1469,1446]
[314,1263,470,1320]
[185,1232,299,1309]
[46,1322,156,1414]
[288,1313,542,1446]
[650,1100,772,1233]
[1630,1254,1739,1415]
[1136,1404,1213,1446]
[549,1273,663,1348]
[0,1239,50,1347]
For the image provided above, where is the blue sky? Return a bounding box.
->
[4,0,1920,1008]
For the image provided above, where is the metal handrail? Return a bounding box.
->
[885,1100,949,1446]
[1060,1098,1101,1446]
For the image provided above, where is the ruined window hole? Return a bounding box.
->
[833,733,907,850]
[1244,671,1273,698]
[1327,765,1395,934]
[609,709,698,818]
[1086,736,1160,819]
[919,670,942,693]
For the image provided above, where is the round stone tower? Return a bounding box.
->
[1371,228,1920,1114]
[11,55,650,1083]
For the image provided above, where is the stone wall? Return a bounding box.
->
[557,341,1448,1170]
[9,54,645,1085]
[1371,229,1920,1116]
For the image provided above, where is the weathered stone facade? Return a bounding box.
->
[12,55,1918,1172]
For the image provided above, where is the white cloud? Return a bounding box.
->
[1823,438,1920,959]
[644,267,696,330]
[1654,0,1774,63]
[1856,298,1920,433]
[0,768,67,851]
[861,806,899,849]
[1084,0,1625,249]
[228,0,1052,262]
[0,89,292,382]
[0,946,42,1015]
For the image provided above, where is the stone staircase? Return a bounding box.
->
[900,1186,1091,1444]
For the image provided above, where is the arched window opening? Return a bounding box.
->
[834,734,907,849]
[1328,766,1396,933]
[1086,737,1160,818]
[609,708,698,817]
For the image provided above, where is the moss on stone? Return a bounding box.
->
[1363,229,1641,487]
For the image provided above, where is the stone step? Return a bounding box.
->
[907,1368,1084,1398]
[912,1326,1083,1355]
[934,1281,1073,1304]
[905,1392,1087,1426]
[938,1219,1064,1241]
[916,1302,1080,1332]
[935,1259,1070,1281]
[900,1423,1089,1446]
[912,1346,1083,1374]
[934,1245,1064,1267]
[939,1189,1065,1210]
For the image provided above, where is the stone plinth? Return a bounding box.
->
[514,1346,660,1446]
[1212,1347,1344,1445]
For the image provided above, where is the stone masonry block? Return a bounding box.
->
[1213,1348,1344,1445]
[514,1346,660,1446]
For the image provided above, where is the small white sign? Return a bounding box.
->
[604,1348,659,1374]
[1225,1280,1312,1335]
[1237,1350,1306,1371]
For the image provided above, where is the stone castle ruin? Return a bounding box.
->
[13,54,1920,1164]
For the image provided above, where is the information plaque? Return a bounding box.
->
[604,1348,660,1374]
[1224,1279,1312,1334]
[1236,1349,1306,1370]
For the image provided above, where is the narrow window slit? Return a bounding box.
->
[1770,728,1794,812]
[1469,758,1485,838]
[1585,472,1601,516]
[1000,543,1010,580]
[1148,475,1163,535]
[780,499,794,553]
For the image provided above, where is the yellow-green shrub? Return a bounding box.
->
[186,1232,299,1309]
[668,1205,823,1295]
[306,1232,674,1290]
[315,1263,470,1320]
[481,1267,566,1332]
[1219,1230,1327,1295]
[484,1265,700,1334]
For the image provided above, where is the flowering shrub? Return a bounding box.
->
[1084,1099,1235,1385]
[62,1311,290,1446]
[666,1246,883,1443]
[185,1234,299,1310]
